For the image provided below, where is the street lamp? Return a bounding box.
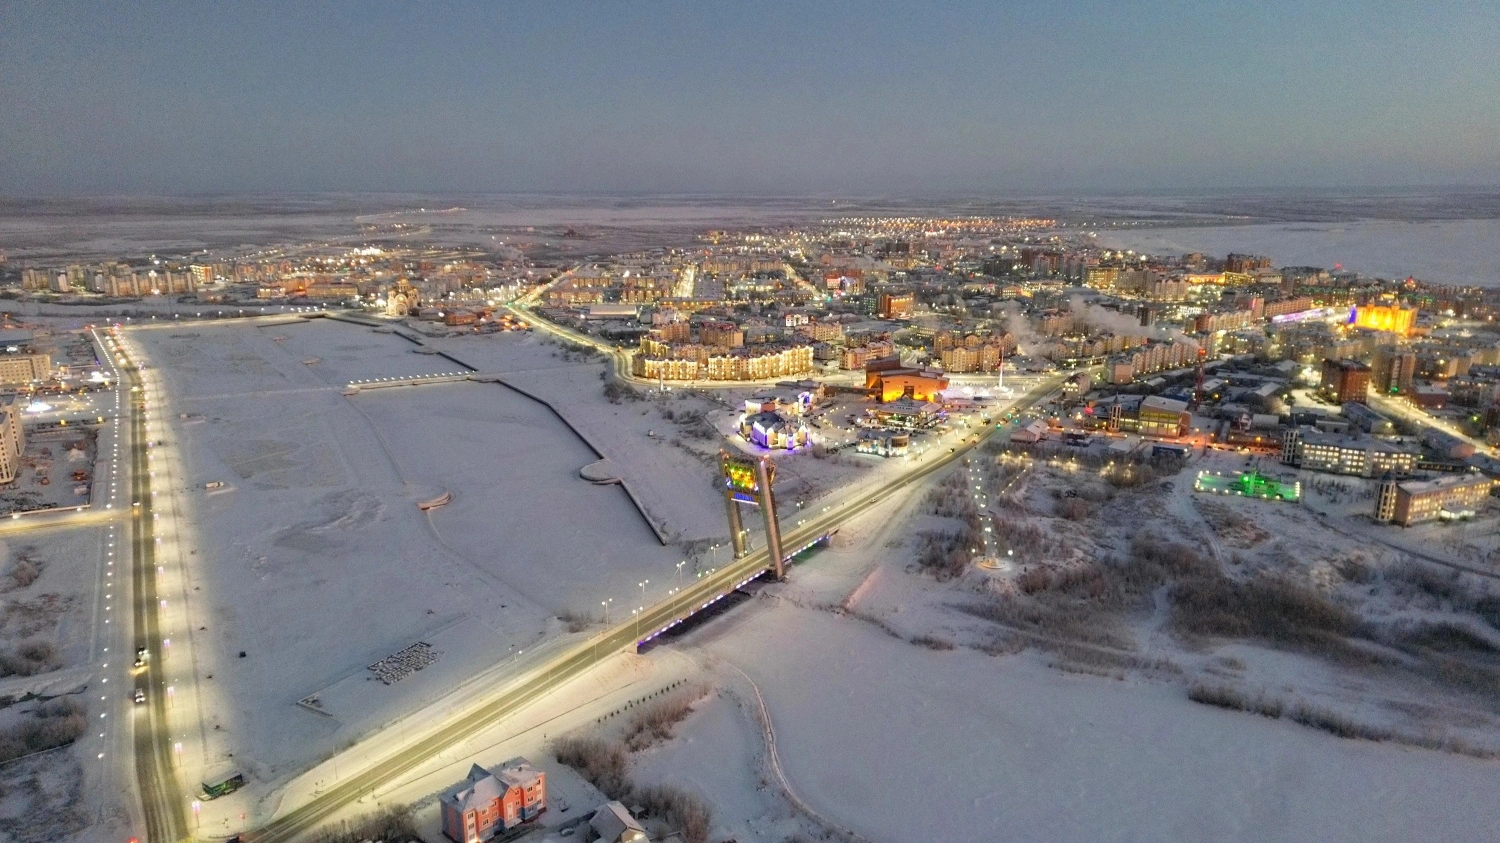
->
[601,598,612,624]
[676,560,686,585]
[632,607,641,640]
[639,580,649,601]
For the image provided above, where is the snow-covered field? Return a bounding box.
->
[698,605,1500,843]
[424,332,731,543]
[357,380,685,612]
[0,527,107,672]
[572,444,1500,843]
[127,318,708,821]
[1096,218,1500,286]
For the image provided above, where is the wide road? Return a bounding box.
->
[119,337,190,842]
[1368,393,1495,455]
[251,369,1067,842]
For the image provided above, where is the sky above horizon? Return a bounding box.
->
[2,1,1498,197]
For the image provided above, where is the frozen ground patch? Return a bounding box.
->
[630,690,808,843]
[702,605,1500,843]
[1098,218,1500,286]
[130,321,681,812]
[355,380,689,614]
[263,319,465,385]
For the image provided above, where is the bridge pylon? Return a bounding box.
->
[718,450,786,579]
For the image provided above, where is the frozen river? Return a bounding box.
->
[1096,217,1500,287]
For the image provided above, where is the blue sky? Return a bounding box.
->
[1,1,1497,195]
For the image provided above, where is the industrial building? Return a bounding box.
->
[1376,472,1494,526]
[439,759,546,843]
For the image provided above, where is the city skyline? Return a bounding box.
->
[2,1,1498,196]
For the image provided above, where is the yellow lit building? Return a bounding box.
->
[1351,304,1416,337]
[1378,473,1493,526]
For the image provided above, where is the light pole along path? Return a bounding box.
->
[119,337,189,842]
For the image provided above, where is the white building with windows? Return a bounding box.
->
[0,398,23,484]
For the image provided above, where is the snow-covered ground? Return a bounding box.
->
[424,332,731,543]
[1096,218,1500,286]
[629,689,810,843]
[572,443,1500,843]
[0,526,108,672]
[698,605,1500,843]
[125,318,710,826]
[366,648,698,843]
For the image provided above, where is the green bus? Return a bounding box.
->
[200,772,245,800]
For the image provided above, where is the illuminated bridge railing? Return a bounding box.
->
[342,372,471,391]
[636,531,831,646]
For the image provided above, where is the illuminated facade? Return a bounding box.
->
[866,397,943,430]
[877,292,914,320]
[704,345,813,381]
[865,355,949,402]
[855,429,909,457]
[634,343,812,382]
[1377,473,1494,526]
[1351,304,1416,337]
[1137,396,1190,439]
[740,410,808,450]
[385,281,420,317]
[634,356,701,381]
[1280,427,1420,478]
[719,452,785,578]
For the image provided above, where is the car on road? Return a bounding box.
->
[134,688,146,705]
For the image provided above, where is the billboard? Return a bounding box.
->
[721,454,760,503]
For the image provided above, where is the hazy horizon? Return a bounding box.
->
[3,2,1498,196]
